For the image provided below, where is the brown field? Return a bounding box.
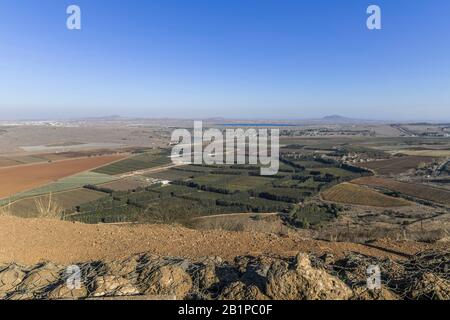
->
[0,149,131,168]
[0,155,126,199]
[353,176,450,205]
[2,188,106,218]
[321,182,411,207]
[0,158,22,167]
[396,149,450,157]
[99,177,150,191]
[360,156,436,175]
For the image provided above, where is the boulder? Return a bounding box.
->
[47,283,88,300]
[143,265,192,299]
[91,275,139,297]
[219,281,269,300]
[352,286,399,300]
[409,272,450,300]
[0,264,26,298]
[105,256,139,277]
[17,263,62,295]
[266,253,353,300]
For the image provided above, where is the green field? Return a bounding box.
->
[65,151,369,224]
[93,150,172,175]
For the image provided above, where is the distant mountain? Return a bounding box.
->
[318,115,377,124]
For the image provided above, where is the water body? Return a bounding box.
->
[218,123,299,127]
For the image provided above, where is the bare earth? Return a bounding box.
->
[0,155,125,199]
[0,216,446,265]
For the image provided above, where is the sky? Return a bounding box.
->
[0,0,449,121]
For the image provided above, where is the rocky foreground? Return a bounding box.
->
[1,250,448,300]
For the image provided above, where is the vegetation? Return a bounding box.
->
[289,203,342,228]
[93,150,171,175]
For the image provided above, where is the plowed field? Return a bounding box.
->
[0,155,125,199]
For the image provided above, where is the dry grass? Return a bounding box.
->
[34,193,65,220]
[353,177,450,205]
[0,202,12,216]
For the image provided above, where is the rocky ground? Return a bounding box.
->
[0,216,448,300]
[0,250,448,300]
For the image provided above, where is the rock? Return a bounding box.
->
[0,264,26,298]
[409,272,450,300]
[6,291,35,300]
[240,257,274,291]
[143,265,192,299]
[219,281,269,300]
[91,275,139,297]
[17,263,62,294]
[266,253,353,300]
[195,264,219,290]
[198,256,223,265]
[320,253,336,265]
[105,256,139,277]
[47,283,88,300]
[352,286,399,300]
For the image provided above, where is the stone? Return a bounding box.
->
[47,283,88,300]
[92,275,139,297]
[143,265,192,299]
[219,281,269,300]
[17,263,62,293]
[352,286,399,300]
[266,253,353,300]
[0,264,26,298]
[409,272,450,300]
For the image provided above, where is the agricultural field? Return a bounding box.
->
[93,150,172,175]
[98,177,152,191]
[0,155,125,199]
[190,174,275,192]
[2,189,106,218]
[321,182,411,207]
[353,176,450,206]
[359,156,436,175]
[395,149,450,157]
[0,158,22,168]
[64,153,370,224]
[0,171,118,205]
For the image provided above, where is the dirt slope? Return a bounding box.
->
[0,216,445,265]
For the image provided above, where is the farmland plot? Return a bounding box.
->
[360,156,436,175]
[0,155,125,199]
[322,183,411,207]
[3,189,106,218]
[0,171,118,205]
[353,177,450,205]
[94,150,171,175]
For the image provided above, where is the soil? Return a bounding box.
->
[0,155,126,199]
[0,216,446,265]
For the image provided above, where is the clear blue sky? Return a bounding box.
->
[1,0,449,121]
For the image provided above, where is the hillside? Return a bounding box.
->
[0,216,447,265]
